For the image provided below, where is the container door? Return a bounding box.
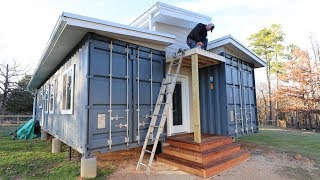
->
[225,56,258,135]
[132,47,164,144]
[88,39,133,150]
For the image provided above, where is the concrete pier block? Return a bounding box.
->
[81,156,97,178]
[52,138,62,153]
[40,130,48,141]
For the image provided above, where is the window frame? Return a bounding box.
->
[49,80,56,114]
[61,65,75,114]
[44,85,49,114]
[38,89,43,109]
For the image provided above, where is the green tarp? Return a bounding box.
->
[14,119,38,140]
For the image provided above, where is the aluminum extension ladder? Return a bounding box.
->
[136,50,184,175]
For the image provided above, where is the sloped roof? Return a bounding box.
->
[28,12,175,91]
[208,35,266,68]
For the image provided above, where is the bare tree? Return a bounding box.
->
[0,61,28,114]
[256,83,269,125]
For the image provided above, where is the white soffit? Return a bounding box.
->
[28,12,175,91]
[207,35,266,68]
[130,2,212,29]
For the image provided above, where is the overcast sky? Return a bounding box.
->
[0,0,319,83]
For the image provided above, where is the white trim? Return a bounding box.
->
[130,2,211,28]
[166,47,226,63]
[63,12,175,41]
[207,35,266,68]
[61,65,75,115]
[38,88,43,109]
[49,80,56,114]
[167,75,190,136]
[44,85,49,114]
[28,12,175,91]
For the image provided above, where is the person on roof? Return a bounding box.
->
[186,23,215,50]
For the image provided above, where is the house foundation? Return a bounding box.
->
[81,156,97,178]
[40,130,48,140]
[52,138,62,153]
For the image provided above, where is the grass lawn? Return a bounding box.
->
[237,127,320,166]
[0,126,114,179]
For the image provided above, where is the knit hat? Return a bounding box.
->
[208,23,215,32]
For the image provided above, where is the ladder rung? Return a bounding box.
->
[167,73,175,76]
[160,92,172,95]
[150,125,160,128]
[152,114,164,116]
[144,150,153,154]
[139,163,147,167]
[171,63,181,66]
[146,114,165,118]
[163,82,173,85]
[156,103,168,105]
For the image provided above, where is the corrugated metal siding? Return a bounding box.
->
[87,35,165,153]
[36,40,89,152]
[199,64,228,135]
[199,52,258,136]
[224,53,258,135]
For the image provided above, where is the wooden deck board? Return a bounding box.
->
[157,150,251,178]
[166,48,225,69]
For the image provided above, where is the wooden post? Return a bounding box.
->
[191,54,201,143]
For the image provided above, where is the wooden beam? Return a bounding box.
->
[191,54,201,143]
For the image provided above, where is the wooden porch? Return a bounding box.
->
[157,133,250,178]
[167,47,226,143]
[159,49,249,178]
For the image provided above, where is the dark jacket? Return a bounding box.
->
[187,23,207,42]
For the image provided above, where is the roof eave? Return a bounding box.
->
[28,13,176,91]
[208,35,266,68]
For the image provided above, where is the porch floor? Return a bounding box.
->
[157,133,250,178]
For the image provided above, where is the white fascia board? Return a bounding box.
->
[208,35,266,67]
[28,12,176,91]
[27,17,67,91]
[130,2,211,27]
[159,3,211,23]
[130,3,159,26]
[63,12,175,43]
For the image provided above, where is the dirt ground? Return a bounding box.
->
[96,147,320,180]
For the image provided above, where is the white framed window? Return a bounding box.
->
[38,89,43,109]
[49,80,56,114]
[62,65,75,114]
[44,85,49,114]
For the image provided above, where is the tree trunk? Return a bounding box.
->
[264,52,273,126]
[295,112,299,129]
[267,65,273,125]
[1,64,9,115]
[261,90,268,125]
[308,112,312,131]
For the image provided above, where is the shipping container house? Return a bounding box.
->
[28,2,265,178]
[131,2,265,136]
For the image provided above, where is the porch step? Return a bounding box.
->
[166,133,234,152]
[157,150,251,178]
[163,143,241,164]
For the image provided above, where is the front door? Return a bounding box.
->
[169,76,190,135]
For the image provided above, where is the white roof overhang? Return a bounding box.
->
[207,35,266,68]
[130,2,212,29]
[28,12,175,91]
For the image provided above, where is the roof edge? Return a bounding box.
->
[208,35,266,67]
[27,15,67,91]
[63,12,175,39]
[130,2,211,27]
[28,12,176,91]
